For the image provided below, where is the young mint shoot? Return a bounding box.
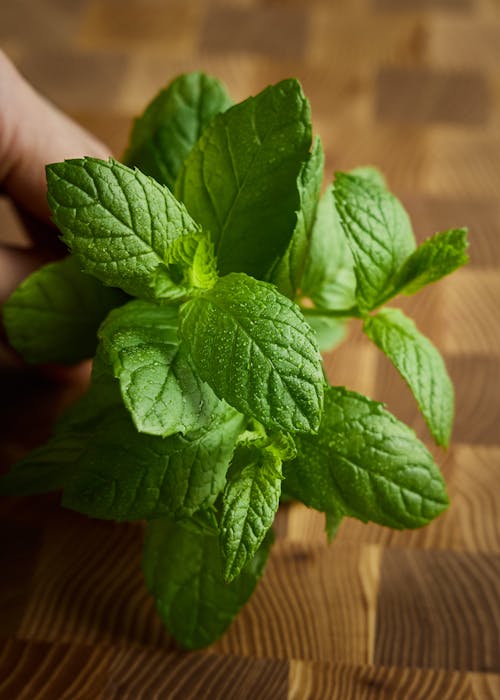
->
[0,72,469,650]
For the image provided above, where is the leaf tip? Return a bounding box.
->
[434,429,451,450]
[222,560,239,584]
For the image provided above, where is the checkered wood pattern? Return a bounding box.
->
[1,0,499,697]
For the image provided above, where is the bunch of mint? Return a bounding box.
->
[0,73,468,649]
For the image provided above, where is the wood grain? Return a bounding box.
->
[105,647,288,700]
[0,638,108,700]
[469,672,500,700]
[375,549,500,671]
[440,271,500,354]
[0,0,499,696]
[0,639,289,700]
[214,542,381,664]
[289,661,473,700]
[16,517,172,649]
[0,522,41,637]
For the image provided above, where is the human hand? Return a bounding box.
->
[0,50,111,367]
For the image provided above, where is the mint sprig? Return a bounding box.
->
[0,73,469,650]
[47,157,216,301]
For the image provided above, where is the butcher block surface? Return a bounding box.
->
[0,0,499,697]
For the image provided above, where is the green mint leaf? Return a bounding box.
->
[46,157,216,301]
[143,517,273,649]
[305,314,348,352]
[175,79,312,279]
[176,507,220,537]
[333,173,415,312]
[98,300,220,437]
[221,442,282,582]
[325,507,343,543]
[45,345,241,521]
[2,257,126,364]
[62,398,244,521]
[301,188,356,311]
[349,165,387,188]
[284,386,449,529]
[269,136,324,298]
[390,228,469,297]
[124,72,232,190]
[364,308,454,446]
[179,273,324,433]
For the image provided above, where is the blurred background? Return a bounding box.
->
[1,0,499,185]
[0,1,499,697]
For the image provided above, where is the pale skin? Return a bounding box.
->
[0,50,110,367]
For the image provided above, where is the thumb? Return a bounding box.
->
[0,51,111,224]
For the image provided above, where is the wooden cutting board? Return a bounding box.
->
[0,0,499,697]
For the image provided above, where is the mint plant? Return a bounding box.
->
[0,73,468,650]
